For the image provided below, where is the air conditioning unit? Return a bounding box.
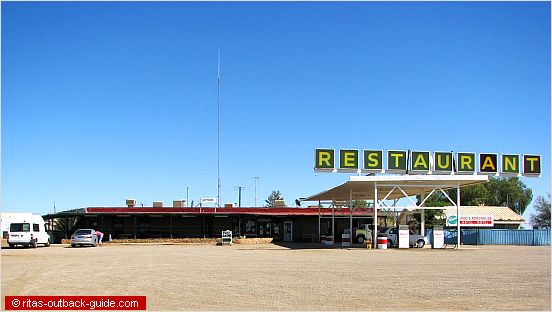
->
[126,199,136,207]
[173,200,185,208]
[274,200,285,208]
[153,201,163,208]
[224,203,233,208]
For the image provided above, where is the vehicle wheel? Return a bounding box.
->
[357,235,365,244]
[71,244,76,248]
[8,244,14,248]
[45,239,50,247]
[416,240,425,248]
[31,239,38,248]
[387,240,393,248]
[93,242,98,247]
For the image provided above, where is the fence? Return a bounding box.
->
[425,228,550,246]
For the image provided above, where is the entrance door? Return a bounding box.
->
[283,221,293,242]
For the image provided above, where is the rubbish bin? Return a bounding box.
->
[377,235,388,250]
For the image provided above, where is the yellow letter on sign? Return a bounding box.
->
[315,148,335,171]
[339,149,359,170]
[479,153,498,174]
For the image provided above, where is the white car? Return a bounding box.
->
[378,227,428,248]
[7,215,51,248]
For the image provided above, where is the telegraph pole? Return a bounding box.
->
[253,177,260,207]
[234,186,245,207]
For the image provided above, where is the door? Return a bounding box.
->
[284,221,293,242]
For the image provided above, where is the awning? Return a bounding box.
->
[303,175,489,202]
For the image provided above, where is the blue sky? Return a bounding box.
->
[2,2,550,222]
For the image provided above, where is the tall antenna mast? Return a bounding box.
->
[217,49,221,206]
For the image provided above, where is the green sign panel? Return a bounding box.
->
[479,153,498,174]
[456,152,476,173]
[501,154,519,175]
[410,151,430,172]
[339,149,359,170]
[387,150,407,172]
[523,155,541,176]
[447,215,458,226]
[313,149,541,177]
[434,152,453,173]
[314,148,335,171]
[363,150,383,171]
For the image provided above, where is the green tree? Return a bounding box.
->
[530,194,551,229]
[350,200,369,208]
[265,190,284,207]
[413,193,448,228]
[446,177,532,215]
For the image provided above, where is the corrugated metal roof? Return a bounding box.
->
[443,206,524,222]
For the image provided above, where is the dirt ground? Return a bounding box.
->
[1,243,550,311]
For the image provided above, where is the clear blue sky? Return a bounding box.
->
[2,2,550,222]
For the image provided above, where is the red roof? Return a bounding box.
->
[85,207,374,216]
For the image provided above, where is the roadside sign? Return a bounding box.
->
[447,215,494,227]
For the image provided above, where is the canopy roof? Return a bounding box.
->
[303,175,489,202]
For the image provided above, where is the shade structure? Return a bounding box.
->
[303,175,489,202]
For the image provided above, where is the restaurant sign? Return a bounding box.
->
[314,149,541,177]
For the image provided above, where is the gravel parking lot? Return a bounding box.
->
[2,243,550,311]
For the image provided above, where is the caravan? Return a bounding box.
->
[7,215,50,248]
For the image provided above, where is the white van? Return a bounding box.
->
[7,215,50,248]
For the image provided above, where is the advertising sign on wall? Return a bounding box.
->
[446,215,494,227]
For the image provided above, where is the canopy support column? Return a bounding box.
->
[349,189,353,246]
[456,181,461,249]
[420,192,426,236]
[332,200,335,245]
[373,182,378,246]
[318,199,321,243]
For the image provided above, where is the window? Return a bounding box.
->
[10,223,30,232]
[74,229,93,235]
[33,224,40,232]
[245,220,256,234]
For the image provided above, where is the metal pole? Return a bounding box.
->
[318,199,321,243]
[420,192,426,236]
[235,186,245,207]
[217,49,221,207]
[374,182,378,246]
[253,177,259,207]
[332,200,335,245]
[350,188,353,245]
[456,181,461,249]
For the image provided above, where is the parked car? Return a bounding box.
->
[378,227,428,248]
[71,229,98,247]
[7,215,51,248]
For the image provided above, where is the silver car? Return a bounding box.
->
[71,229,98,247]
